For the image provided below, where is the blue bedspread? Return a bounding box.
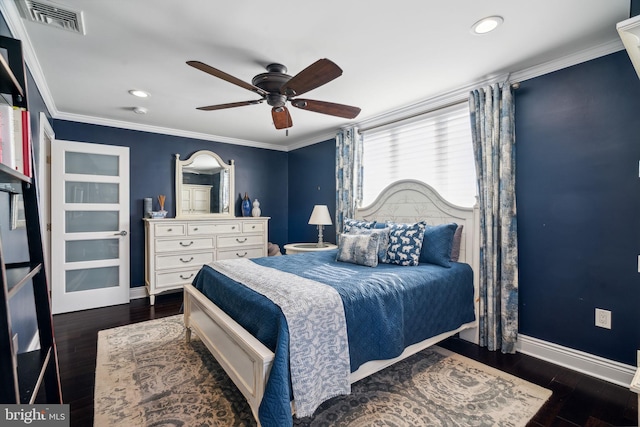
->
[192,249,475,427]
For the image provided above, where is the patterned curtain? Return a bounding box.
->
[335,127,363,241]
[469,84,518,353]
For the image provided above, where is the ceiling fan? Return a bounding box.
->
[186,59,361,130]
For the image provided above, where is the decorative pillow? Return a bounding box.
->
[385,221,426,266]
[419,223,458,268]
[347,227,390,263]
[450,224,463,262]
[336,233,380,267]
[343,218,376,233]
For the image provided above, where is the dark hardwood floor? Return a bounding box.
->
[52,292,638,427]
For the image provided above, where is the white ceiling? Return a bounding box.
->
[2,0,631,150]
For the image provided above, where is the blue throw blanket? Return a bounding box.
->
[192,249,475,427]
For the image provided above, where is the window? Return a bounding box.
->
[361,102,476,207]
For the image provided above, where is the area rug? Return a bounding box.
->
[95,315,551,426]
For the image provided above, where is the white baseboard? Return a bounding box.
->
[130,286,148,300]
[517,334,636,388]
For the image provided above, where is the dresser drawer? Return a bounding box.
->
[155,237,214,253]
[242,222,265,233]
[218,234,264,248]
[188,222,240,235]
[156,251,213,270]
[154,223,186,237]
[217,247,265,260]
[155,268,200,289]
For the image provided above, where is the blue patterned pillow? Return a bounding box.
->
[419,223,458,267]
[343,218,376,233]
[385,221,426,266]
[336,233,380,267]
[347,227,390,263]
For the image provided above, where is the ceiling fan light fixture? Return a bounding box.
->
[471,15,504,34]
[129,89,149,98]
[187,58,360,129]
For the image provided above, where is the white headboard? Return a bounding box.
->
[355,179,479,266]
[354,179,480,343]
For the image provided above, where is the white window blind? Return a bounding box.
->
[361,102,477,207]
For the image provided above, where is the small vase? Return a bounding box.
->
[252,199,261,217]
[241,193,251,217]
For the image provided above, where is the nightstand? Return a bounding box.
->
[284,243,338,255]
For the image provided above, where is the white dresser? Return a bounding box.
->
[144,217,269,304]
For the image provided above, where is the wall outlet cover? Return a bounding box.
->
[595,308,612,329]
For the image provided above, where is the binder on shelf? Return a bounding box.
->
[0,105,30,176]
[0,104,15,170]
[20,108,30,177]
[12,106,23,175]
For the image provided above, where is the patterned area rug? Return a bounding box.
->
[95,315,551,426]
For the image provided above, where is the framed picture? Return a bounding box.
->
[10,193,26,230]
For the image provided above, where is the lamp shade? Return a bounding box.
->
[308,205,332,225]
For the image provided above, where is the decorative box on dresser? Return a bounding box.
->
[144,217,269,304]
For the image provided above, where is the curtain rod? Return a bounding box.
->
[358,82,520,134]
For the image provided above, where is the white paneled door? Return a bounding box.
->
[51,140,130,314]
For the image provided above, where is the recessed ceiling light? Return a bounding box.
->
[471,16,504,35]
[132,106,148,114]
[129,89,149,98]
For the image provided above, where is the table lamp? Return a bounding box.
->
[308,205,332,247]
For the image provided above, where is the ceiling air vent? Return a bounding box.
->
[15,0,85,34]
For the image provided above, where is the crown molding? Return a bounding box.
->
[55,111,289,152]
[511,37,624,83]
[284,129,338,151]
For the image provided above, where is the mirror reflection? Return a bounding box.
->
[175,150,235,218]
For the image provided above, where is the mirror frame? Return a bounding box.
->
[175,150,235,218]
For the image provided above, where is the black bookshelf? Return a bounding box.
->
[0,35,61,404]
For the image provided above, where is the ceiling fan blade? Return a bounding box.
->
[196,100,264,111]
[281,59,343,97]
[187,60,268,97]
[291,99,361,119]
[272,107,293,129]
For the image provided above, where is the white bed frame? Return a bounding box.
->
[183,179,480,424]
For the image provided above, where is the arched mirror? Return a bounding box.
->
[175,150,235,218]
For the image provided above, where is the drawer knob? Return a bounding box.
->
[251,225,256,229]
[236,237,248,243]
[236,252,248,258]
[180,257,194,263]
[232,226,236,230]
[167,228,172,232]
[193,227,199,231]
[180,273,194,280]
[180,241,194,247]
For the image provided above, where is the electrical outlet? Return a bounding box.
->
[595,308,611,329]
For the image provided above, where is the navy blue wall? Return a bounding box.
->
[516,51,640,365]
[52,120,289,288]
[287,138,336,245]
